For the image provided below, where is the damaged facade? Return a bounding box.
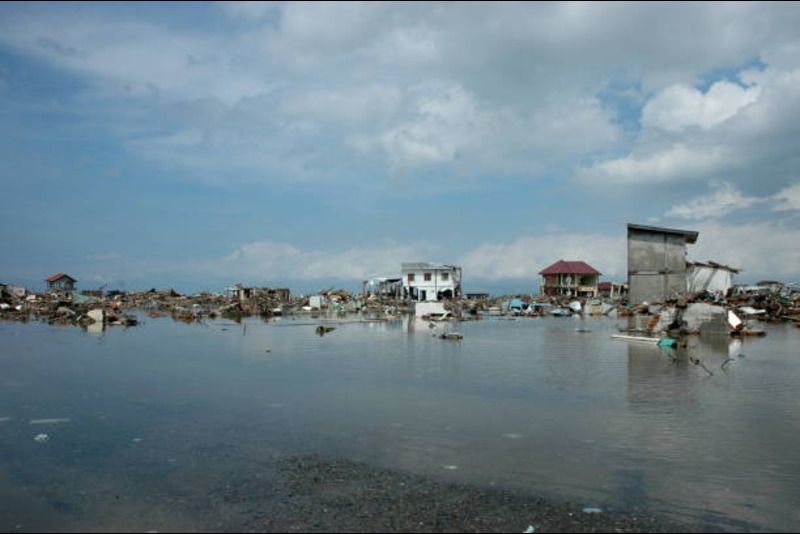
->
[362,277,403,299]
[401,263,462,302]
[226,284,290,302]
[687,261,740,297]
[46,273,77,292]
[627,224,698,305]
[539,260,601,298]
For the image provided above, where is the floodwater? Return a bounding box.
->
[1,314,799,532]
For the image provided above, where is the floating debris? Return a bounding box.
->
[29,418,70,425]
[0,417,11,423]
[438,332,463,341]
[316,325,336,336]
[33,433,50,443]
[443,465,459,470]
[523,526,536,533]
[582,507,603,514]
[29,418,71,425]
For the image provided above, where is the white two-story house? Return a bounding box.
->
[401,263,462,301]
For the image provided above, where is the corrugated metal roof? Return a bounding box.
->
[539,260,601,276]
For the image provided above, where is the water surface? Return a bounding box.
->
[1,315,798,532]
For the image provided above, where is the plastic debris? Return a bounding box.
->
[33,433,50,443]
[523,526,536,533]
[582,507,603,514]
[443,465,459,470]
[657,337,678,348]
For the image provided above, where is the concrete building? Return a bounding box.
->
[45,273,77,292]
[539,260,601,298]
[627,224,698,305]
[401,263,462,301]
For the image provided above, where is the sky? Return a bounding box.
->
[1,1,800,295]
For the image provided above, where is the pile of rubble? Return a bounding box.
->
[0,288,137,329]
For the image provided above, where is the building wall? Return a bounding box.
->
[48,279,75,291]
[402,268,458,301]
[628,230,689,305]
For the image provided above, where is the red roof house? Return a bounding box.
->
[539,260,601,298]
[45,273,77,291]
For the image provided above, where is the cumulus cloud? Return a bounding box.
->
[578,145,731,185]
[642,80,759,132]
[458,233,626,281]
[691,221,800,279]
[773,183,800,211]
[665,182,763,220]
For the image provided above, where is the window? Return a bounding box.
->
[408,273,415,283]
[424,272,432,281]
[441,272,449,281]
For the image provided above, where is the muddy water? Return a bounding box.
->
[0,315,798,532]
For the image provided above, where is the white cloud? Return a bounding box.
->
[773,183,800,211]
[665,182,762,220]
[192,240,435,282]
[578,145,731,185]
[691,221,800,279]
[458,233,626,281]
[642,80,759,132]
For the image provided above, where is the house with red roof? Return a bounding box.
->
[539,260,601,298]
[45,273,77,292]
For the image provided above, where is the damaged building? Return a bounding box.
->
[401,263,462,301]
[627,224,699,305]
[226,284,291,302]
[46,273,77,292]
[539,260,601,298]
[686,261,740,297]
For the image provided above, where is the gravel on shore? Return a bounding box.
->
[211,454,691,533]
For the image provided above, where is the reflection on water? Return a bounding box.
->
[1,316,799,532]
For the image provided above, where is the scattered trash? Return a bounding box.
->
[657,337,678,348]
[582,507,603,514]
[575,327,591,333]
[523,526,536,533]
[33,433,49,443]
[689,356,714,376]
[86,309,105,324]
[29,418,71,425]
[316,325,336,336]
[438,332,463,341]
[611,334,660,344]
[721,358,735,370]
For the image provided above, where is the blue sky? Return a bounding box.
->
[2,1,800,294]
